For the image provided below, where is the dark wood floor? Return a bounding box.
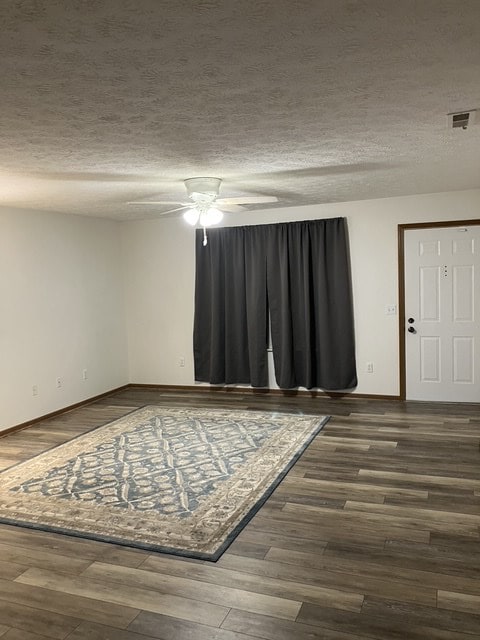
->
[0,388,479,640]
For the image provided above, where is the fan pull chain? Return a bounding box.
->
[203,227,208,246]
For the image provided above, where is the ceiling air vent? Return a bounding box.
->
[447,109,478,130]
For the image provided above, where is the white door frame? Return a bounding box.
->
[398,219,480,401]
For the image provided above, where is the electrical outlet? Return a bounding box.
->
[385,304,397,315]
[366,362,374,373]
[32,384,38,396]
[179,357,185,367]
[56,377,62,389]
[82,369,88,380]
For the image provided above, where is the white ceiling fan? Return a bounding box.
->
[128,177,278,228]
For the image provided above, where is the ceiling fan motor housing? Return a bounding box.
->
[184,177,222,202]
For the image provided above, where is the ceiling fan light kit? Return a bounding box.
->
[184,177,224,233]
[182,206,224,227]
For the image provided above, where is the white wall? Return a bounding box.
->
[123,217,196,384]
[2,189,478,432]
[123,189,480,396]
[0,208,128,431]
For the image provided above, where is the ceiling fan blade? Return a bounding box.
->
[127,200,188,205]
[217,203,246,213]
[217,196,278,205]
[155,205,190,216]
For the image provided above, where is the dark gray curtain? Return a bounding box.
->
[194,226,268,386]
[194,217,357,390]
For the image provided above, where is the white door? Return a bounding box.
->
[405,225,480,402]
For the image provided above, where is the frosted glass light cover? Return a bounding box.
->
[200,207,223,226]
[183,208,200,225]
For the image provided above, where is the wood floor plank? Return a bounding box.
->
[358,469,480,490]
[362,595,480,637]
[437,590,480,615]
[1,629,58,640]
[282,501,478,538]
[129,611,264,640]
[0,560,27,581]
[224,539,270,560]
[265,546,480,596]
[0,577,138,630]
[0,597,81,639]
[0,541,93,575]
[140,554,364,612]
[256,505,432,543]
[235,529,332,554]
[15,567,230,627]
[98,546,150,569]
[327,540,480,581]
[0,525,101,561]
[344,499,480,527]
[278,475,428,501]
[269,492,346,510]
[311,435,398,449]
[221,609,366,640]
[217,552,436,606]
[429,532,480,551]
[297,602,477,640]
[82,561,301,621]
[385,492,480,516]
[247,515,425,547]
[62,614,204,640]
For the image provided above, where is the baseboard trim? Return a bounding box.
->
[0,385,130,439]
[1,383,402,437]
[128,383,401,401]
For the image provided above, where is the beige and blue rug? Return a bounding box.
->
[0,406,328,560]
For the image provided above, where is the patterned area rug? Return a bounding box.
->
[0,406,328,560]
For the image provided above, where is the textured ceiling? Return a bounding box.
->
[1,0,479,220]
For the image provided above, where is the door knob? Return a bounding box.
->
[407,317,415,324]
[408,326,416,333]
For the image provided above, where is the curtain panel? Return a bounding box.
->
[194,217,357,390]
